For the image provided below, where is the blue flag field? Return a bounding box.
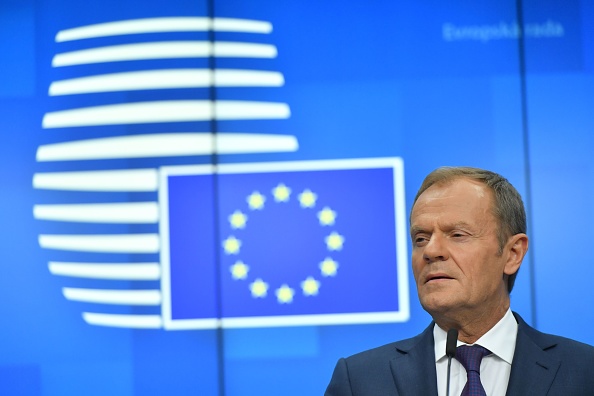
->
[159,158,409,329]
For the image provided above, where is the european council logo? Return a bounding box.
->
[33,16,409,329]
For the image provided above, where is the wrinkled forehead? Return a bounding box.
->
[410,177,495,223]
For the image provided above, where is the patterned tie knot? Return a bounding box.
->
[455,345,491,396]
[455,344,490,373]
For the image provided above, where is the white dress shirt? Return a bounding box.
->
[434,308,518,396]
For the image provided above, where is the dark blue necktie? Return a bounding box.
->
[455,344,491,396]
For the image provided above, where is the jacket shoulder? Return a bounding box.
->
[343,324,433,366]
[324,325,435,396]
[509,312,594,394]
[515,312,594,357]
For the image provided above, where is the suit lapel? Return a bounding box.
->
[390,324,438,395]
[506,314,560,396]
[386,314,562,395]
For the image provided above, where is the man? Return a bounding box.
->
[325,167,594,395]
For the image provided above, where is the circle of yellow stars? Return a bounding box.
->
[222,182,344,304]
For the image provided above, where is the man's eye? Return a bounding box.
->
[414,236,428,245]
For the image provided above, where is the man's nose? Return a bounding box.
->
[423,235,449,263]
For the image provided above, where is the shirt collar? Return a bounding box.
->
[434,308,518,364]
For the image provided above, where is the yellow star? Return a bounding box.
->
[247,191,265,210]
[229,210,248,229]
[222,236,241,255]
[301,276,321,296]
[320,257,339,277]
[275,284,295,303]
[317,207,337,226]
[250,278,269,298]
[298,189,317,208]
[230,261,249,280]
[272,183,291,202]
[325,231,345,251]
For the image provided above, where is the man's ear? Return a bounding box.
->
[504,233,529,276]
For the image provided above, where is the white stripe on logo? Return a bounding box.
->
[56,17,272,42]
[36,133,298,161]
[63,288,161,305]
[49,262,161,280]
[39,233,160,253]
[42,100,290,128]
[33,169,159,191]
[49,69,284,95]
[82,313,163,328]
[53,41,277,67]
[34,202,159,223]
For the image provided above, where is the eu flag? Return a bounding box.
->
[160,158,409,329]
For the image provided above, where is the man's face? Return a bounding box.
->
[410,178,512,321]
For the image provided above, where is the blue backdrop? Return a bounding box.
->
[0,0,592,394]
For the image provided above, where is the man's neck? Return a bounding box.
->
[433,302,510,344]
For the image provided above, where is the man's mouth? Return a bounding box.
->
[425,273,453,283]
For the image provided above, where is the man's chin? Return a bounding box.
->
[419,295,459,317]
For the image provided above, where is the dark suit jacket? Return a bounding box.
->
[325,313,594,395]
